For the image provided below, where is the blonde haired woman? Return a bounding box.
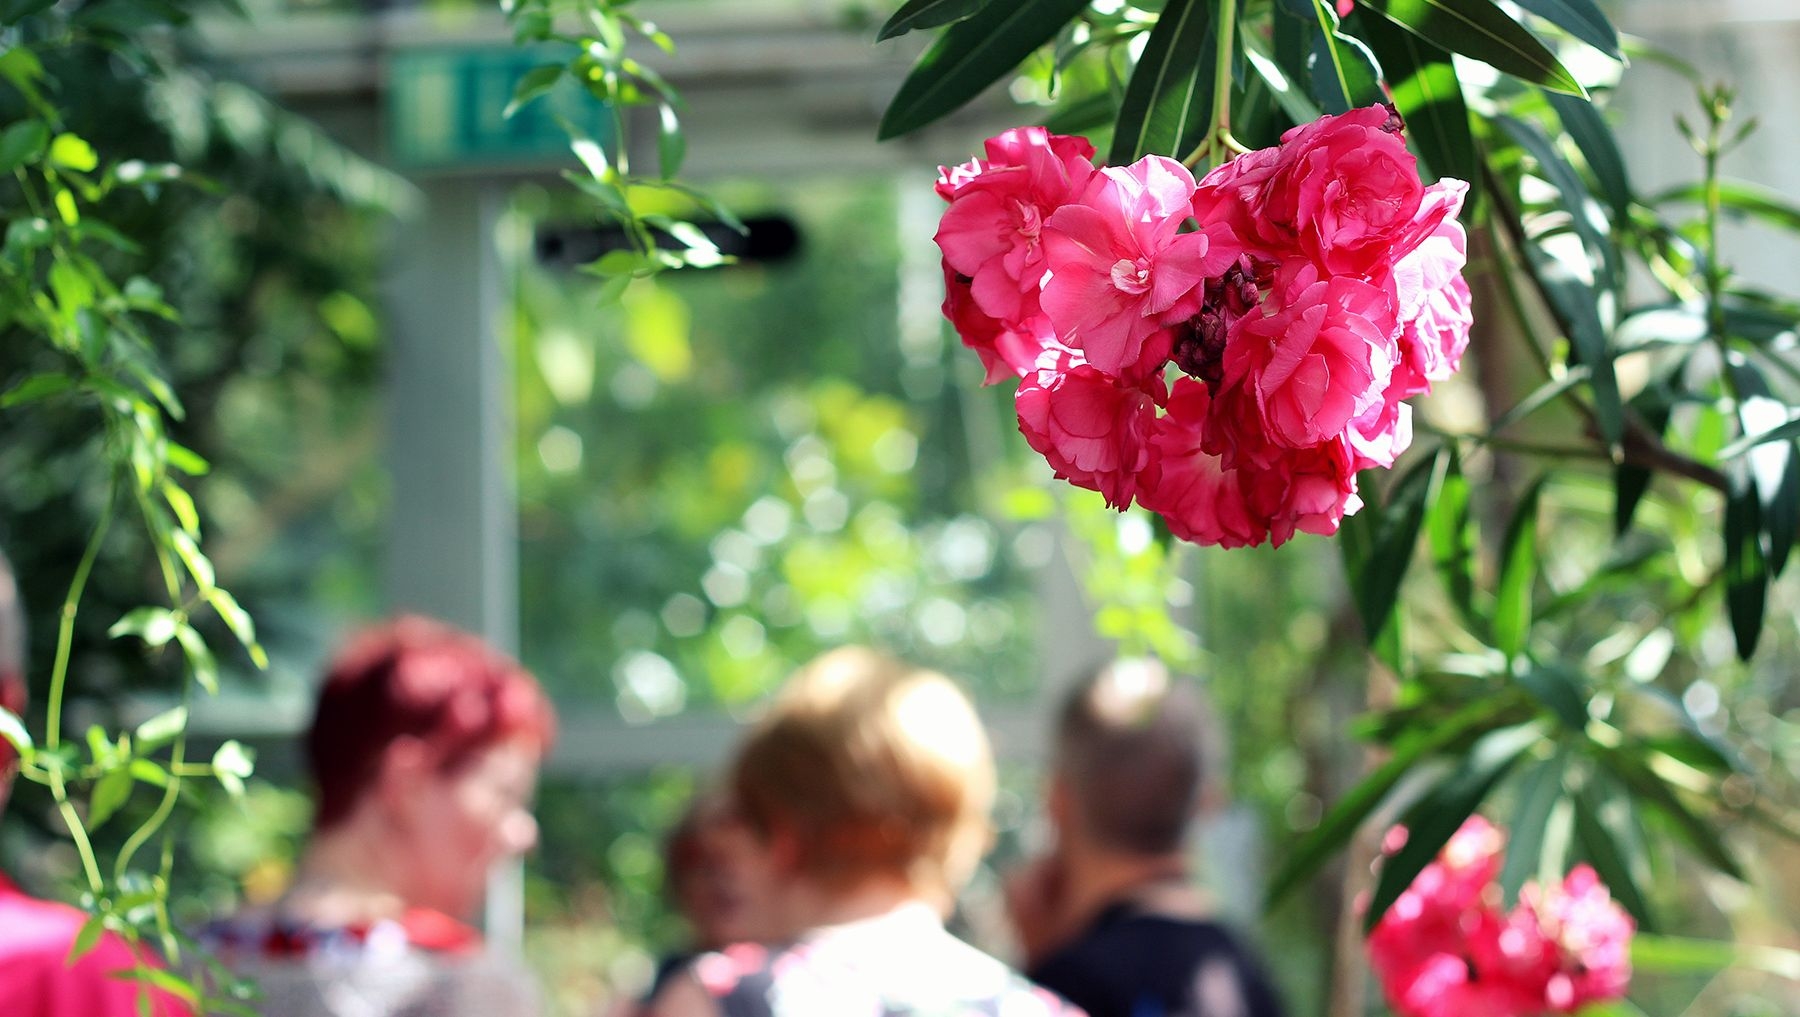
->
[649,646,1081,1017]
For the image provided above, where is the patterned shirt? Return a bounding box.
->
[688,901,1085,1017]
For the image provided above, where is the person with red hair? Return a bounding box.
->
[208,615,556,1017]
[0,548,188,1017]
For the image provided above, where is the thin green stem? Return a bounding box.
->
[46,484,116,893]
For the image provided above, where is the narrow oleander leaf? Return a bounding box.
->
[1616,392,1672,535]
[1515,663,1588,731]
[1512,0,1620,58]
[1500,114,1616,290]
[1110,0,1216,164]
[1728,359,1799,577]
[878,0,1091,139]
[1355,14,1476,186]
[1,372,75,408]
[1573,787,1655,929]
[1653,179,1800,234]
[877,0,991,42]
[1243,27,1324,125]
[1630,936,1800,979]
[1716,416,1800,460]
[1357,0,1585,96]
[1521,240,1623,447]
[1307,21,1383,114]
[1547,92,1632,225]
[656,103,686,180]
[1723,462,1767,660]
[1346,451,1440,648]
[1366,721,1547,929]
[1266,694,1517,908]
[1425,447,1481,631]
[1493,478,1544,661]
[1603,751,1745,881]
[1498,753,1565,903]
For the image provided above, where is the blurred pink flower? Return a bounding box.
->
[1525,865,1636,1012]
[1016,346,1163,509]
[1041,156,1238,378]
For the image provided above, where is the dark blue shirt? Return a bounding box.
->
[1027,903,1285,1017]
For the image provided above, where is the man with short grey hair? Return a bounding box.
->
[1006,658,1284,1017]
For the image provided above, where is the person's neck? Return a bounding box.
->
[1056,839,1194,935]
[780,874,926,936]
[282,820,414,928]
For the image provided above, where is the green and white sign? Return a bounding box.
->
[387,45,612,171]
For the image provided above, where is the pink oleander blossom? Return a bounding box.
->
[935,128,1097,329]
[1391,202,1474,398]
[1041,156,1239,378]
[1221,261,1398,454]
[1525,865,1635,1013]
[1137,378,1266,548]
[941,263,1053,383]
[1016,346,1163,509]
[1369,819,1636,1017]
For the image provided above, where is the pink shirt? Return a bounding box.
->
[0,872,188,1017]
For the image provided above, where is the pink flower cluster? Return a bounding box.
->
[1367,816,1636,1017]
[933,106,1472,547]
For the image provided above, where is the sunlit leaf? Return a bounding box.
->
[1498,752,1564,903]
[1723,462,1767,660]
[1512,0,1620,58]
[504,62,563,119]
[134,706,188,748]
[877,0,991,41]
[1355,0,1584,95]
[108,607,180,648]
[1572,787,1655,929]
[1110,0,1216,164]
[1492,478,1543,661]
[878,0,1090,139]
[87,766,134,830]
[1356,14,1475,187]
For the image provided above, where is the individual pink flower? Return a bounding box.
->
[1347,387,1414,470]
[1524,865,1635,1013]
[1391,199,1474,398]
[1200,106,1458,278]
[1243,437,1363,545]
[1041,156,1239,378]
[1016,345,1163,510]
[1137,378,1266,548]
[935,127,1098,328]
[941,263,1052,383]
[1221,260,1398,453]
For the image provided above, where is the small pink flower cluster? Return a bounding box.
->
[1367,816,1636,1017]
[933,106,1472,547]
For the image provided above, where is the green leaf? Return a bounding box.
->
[87,766,134,830]
[1515,663,1587,731]
[1,373,75,408]
[1355,15,1475,186]
[1492,478,1543,661]
[1344,452,1441,655]
[1500,114,1616,291]
[1630,935,1800,980]
[68,916,106,965]
[1615,391,1672,535]
[134,706,188,749]
[1600,748,1746,881]
[1519,238,1623,447]
[1356,0,1585,96]
[1728,361,1799,577]
[656,103,686,180]
[504,62,563,119]
[1497,751,1565,903]
[1366,720,1547,929]
[877,0,991,41]
[1109,0,1216,164]
[1653,179,1800,234]
[207,588,267,669]
[1547,92,1632,224]
[108,607,181,648]
[212,739,255,796]
[1266,694,1517,908]
[1044,92,1121,136]
[1425,447,1480,630]
[47,132,98,172]
[0,119,47,173]
[1512,0,1620,58]
[1572,787,1655,929]
[0,705,31,756]
[878,0,1091,140]
[1305,2,1383,114]
[174,623,219,694]
[1723,462,1767,660]
[1242,27,1324,126]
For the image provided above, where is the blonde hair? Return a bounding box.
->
[731,646,995,900]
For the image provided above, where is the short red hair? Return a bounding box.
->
[306,615,555,829]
